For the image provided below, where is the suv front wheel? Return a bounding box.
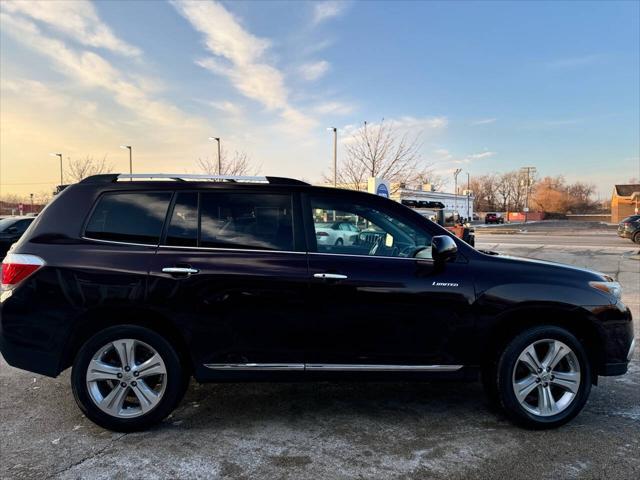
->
[493,325,591,429]
[71,325,188,431]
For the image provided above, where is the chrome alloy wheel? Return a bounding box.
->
[86,339,167,418]
[512,339,581,417]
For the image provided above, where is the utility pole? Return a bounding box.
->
[208,137,221,175]
[466,172,470,221]
[50,153,63,185]
[328,127,337,186]
[30,193,34,214]
[520,166,537,223]
[120,145,132,180]
[454,168,462,214]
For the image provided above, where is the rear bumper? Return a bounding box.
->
[0,333,61,377]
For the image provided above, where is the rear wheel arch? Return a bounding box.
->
[59,307,193,376]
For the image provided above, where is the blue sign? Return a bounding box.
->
[376,183,389,198]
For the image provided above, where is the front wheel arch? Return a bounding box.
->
[480,306,603,385]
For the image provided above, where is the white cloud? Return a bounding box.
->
[173,0,315,132]
[299,60,330,81]
[471,118,496,126]
[2,0,141,57]
[545,54,604,69]
[467,151,496,160]
[313,1,347,24]
[314,101,354,115]
[0,10,204,131]
[209,100,243,116]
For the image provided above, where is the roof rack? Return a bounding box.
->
[80,174,309,186]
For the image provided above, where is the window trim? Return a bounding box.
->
[82,190,173,247]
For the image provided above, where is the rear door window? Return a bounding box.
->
[199,193,294,251]
[165,193,198,247]
[85,192,172,245]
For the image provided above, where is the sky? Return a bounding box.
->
[1,0,639,199]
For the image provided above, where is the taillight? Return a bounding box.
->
[1,253,45,290]
[316,232,329,237]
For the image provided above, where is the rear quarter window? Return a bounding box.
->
[85,192,172,245]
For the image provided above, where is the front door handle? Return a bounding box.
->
[313,273,348,280]
[162,267,199,275]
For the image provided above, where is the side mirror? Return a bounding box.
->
[431,235,457,264]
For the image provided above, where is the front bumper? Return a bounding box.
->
[589,301,635,377]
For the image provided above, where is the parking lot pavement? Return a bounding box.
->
[1,240,639,479]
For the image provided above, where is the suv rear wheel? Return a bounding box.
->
[491,325,591,429]
[71,325,188,431]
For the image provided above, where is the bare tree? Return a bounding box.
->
[198,148,260,176]
[414,166,449,192]
[332,119,423,191]
[66,155,113,182]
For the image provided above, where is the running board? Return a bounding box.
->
[203,363,463,372]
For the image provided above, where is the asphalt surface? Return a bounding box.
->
[1,227,639,479]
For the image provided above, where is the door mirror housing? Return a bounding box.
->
[431,235,457,263]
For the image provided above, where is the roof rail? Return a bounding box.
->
[80,173,309,186]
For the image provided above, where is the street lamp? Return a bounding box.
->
[466,172,470,222]
[49,153,63,185]
[208,137,221,175]
[327,127,337,187]
[120,145,132,180]
[453,168,462,213]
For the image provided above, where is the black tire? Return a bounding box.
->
[335,238,344,246]
[491,325,591,429]
[71,325,188,432]
[633,231,640,245]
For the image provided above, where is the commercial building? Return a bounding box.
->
[611,184,640,223]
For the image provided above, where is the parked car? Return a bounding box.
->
[314,221,359,246]
[0,216,36,259]
[0,174,634,432]
[485,212,504,224]
[617,215,640,244]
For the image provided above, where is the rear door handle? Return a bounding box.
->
[313,273,348,280]
[162,267,199,275]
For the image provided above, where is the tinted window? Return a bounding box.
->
[310,196,432,258]
[200,193,293,251]
[85,192,171,245]
[165,193,198,246]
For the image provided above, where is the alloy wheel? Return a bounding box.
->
[512,338,581,417]
[86,338,167,418]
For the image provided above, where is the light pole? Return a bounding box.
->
[30,193,34,214]
[120,145,132,180]
[520,166,537,223]
[453,168,462,214]
[208,137,221,175]
[50,153,63,185]
[327,127,337,186]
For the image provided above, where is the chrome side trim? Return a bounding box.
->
[203,363,463,372]
[204,363,305,371]
[313,273,348,280]
[157,245,306,255]
[309,252,432,262]
[305,364,463,372]
[82,236,158,248]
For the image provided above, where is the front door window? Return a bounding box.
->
[310,197,433,259]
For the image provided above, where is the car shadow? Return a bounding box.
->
[158,380,507,433]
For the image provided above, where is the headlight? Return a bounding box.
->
[589,281,622,300]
